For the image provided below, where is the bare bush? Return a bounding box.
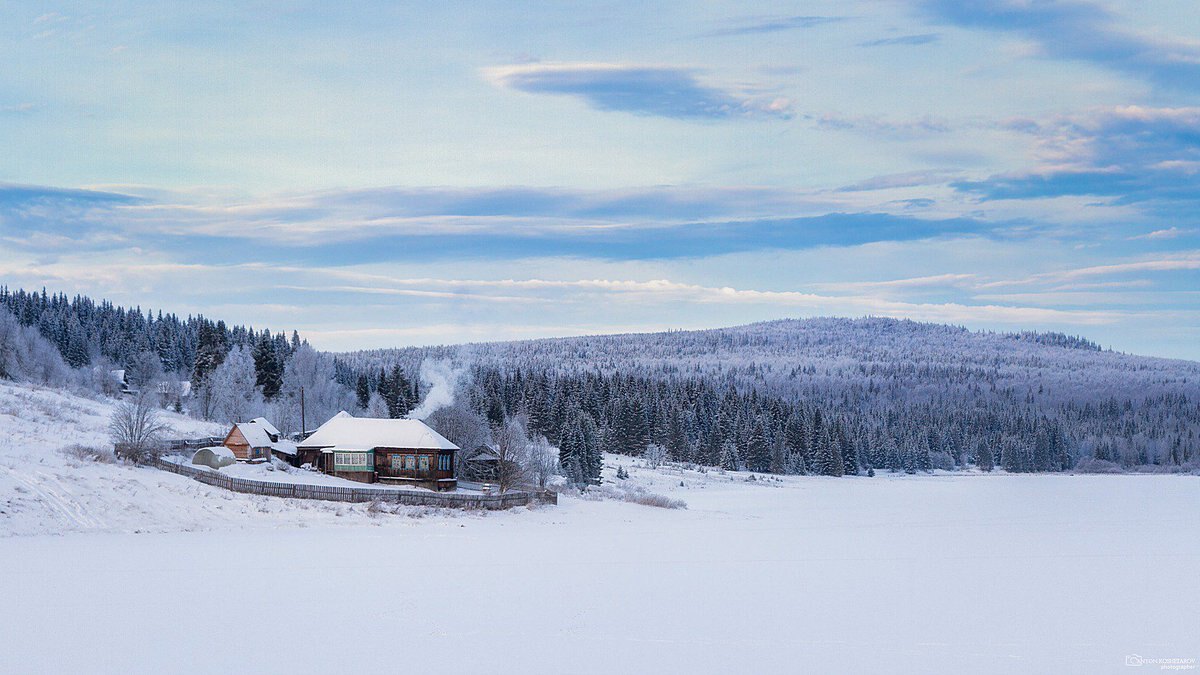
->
[580,483,687,510]
[626,491,687,509]
[1073,457,1123,474]
[59,444,117,464]
[109,393,169,463]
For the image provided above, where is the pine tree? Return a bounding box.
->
[355,373,371,410]
[253,332,282,400]
[746,417,770,473]
[975,439,994,472]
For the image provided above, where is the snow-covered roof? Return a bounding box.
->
[468,444,501,461]
[235,421,275,449]
[298,414,459,452]
[232,418,292,454]
[251,417,280,437]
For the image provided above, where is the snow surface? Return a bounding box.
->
[1,380,1198,674]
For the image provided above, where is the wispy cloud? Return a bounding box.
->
[278,271,1128,327]
[705,15,846,37]
[954,106,1200,210]
[858,33,940,47]
[483,62,793,120]
[810,113,953,138]
[1129,227,1198,241]
[918,0,1200,91]
[1,181,994,260]
[976,252,1200,288]
[837,170,962,192]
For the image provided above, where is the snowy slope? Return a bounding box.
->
[0,380,460,537]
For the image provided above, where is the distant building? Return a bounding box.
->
[221,417,296,462]
[296,412,458,491]
[464,444,501,481]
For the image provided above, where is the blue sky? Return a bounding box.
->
[2,0,1199,358]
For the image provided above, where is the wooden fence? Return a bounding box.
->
[149,452,556,509]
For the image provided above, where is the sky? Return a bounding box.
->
[1,0,1199,359]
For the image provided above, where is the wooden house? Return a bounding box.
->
[464,444,501,481]
[296,412,458,490]
[221,417,296,462]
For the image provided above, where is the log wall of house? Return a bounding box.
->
[222,427,251,460]
[374,448,455,481]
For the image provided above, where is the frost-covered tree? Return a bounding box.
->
[525,434,561,490]
[280,343,354,432]
[0,307,70,386]
[109,392,169,463]
[210,345,260,424]
[492,416,532,493]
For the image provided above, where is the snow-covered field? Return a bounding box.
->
[1,380,1197,674]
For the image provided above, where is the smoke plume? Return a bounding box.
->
[408,359,466,420]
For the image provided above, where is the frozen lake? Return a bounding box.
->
[2,468,1196,674]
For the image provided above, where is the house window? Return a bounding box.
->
[404,455,415,470]
[391,454,402,470]
[418,455,430,471]
[438,454,451,472]
[335,452,369,468]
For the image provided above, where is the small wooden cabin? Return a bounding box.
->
[296,413,458,490]
[464,444,501,481]
[221,417,294,461]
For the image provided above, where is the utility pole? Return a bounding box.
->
[300,385,306,437]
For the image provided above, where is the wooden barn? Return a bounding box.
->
[464,444,501,481]
[296,412,458,490]
[221,417,296,462]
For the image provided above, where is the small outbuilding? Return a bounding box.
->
[221,417,296,462]
[464,444,501,481]
[192,446,236,469]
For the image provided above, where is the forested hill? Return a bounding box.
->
[2,282,1197,477]
[344,317,1196,406]
[341,318,1200,474]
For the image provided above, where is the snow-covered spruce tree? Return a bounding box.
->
[975,439,995,472]
[253,331,283,400]
[355,373,371,410]
[719,438,740,471]
[745,418,771,473]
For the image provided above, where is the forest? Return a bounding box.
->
[3,286,1198,484]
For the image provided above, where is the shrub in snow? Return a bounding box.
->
[59,444,117,464]
[644,443,667,469]
[580,483,686,509]
[1072,458,1123,474]
[929,451,956,471]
